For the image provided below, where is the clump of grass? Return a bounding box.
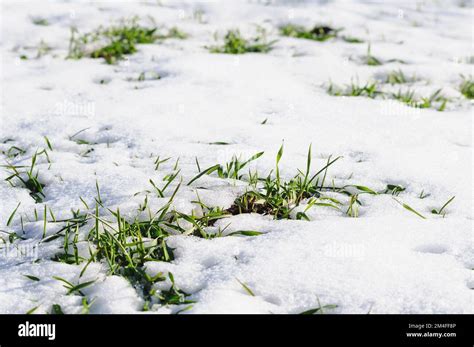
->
[31,17,49,26]
[68,18,186,64]
[188,145,387,220]
[382,184,405,196]
[280,24,339,42]
[45,172,251,308]
[385,69,409,84]
[165,193,260,239]
[89,41,138,64]
[79,182,182,306]
[327,80,382,98]
[327,77,448,111]
[91,204,177,274]
[459,76,474,99]
[157,273,194,307]
[208,29,275,54]
[170,188,260,239]
[226,145,343,220]
[48,193,175,308]
[391,88,448,111]
[97,22,158,44]
[391,89,417,106]
[89,25,157,64]
[171,200,230,239]
[188,151,263,184]
[3,150,49,203]
[156,27,188,40]
[364,44,382,66]
[50,304,64,314]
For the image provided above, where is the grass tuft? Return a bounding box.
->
[431,196,455,216]
[226,145,343,220]
[50,304,64,314]
[459,76,474,99]
[327,78,449,111]
[385,69,410,84]
[156,27,188,40]
[365,44,382,66]
[3,150,48,203]
[280,24,340,42]
[327,80,382,98]
[68,18,186,64]
[208,29,275,54]
[383,184,405,196]
[391,88,449,111]
[31,17,49,26]
[188,151,263,185]
[157,273,195,307]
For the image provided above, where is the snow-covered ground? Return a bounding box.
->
[0,0,472,314]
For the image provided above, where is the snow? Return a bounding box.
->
[0,0,472,314]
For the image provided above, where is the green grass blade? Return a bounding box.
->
[7,202,21,226]
[187,164,220,185]
[393,198,426,219]
[236,278,255,296]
